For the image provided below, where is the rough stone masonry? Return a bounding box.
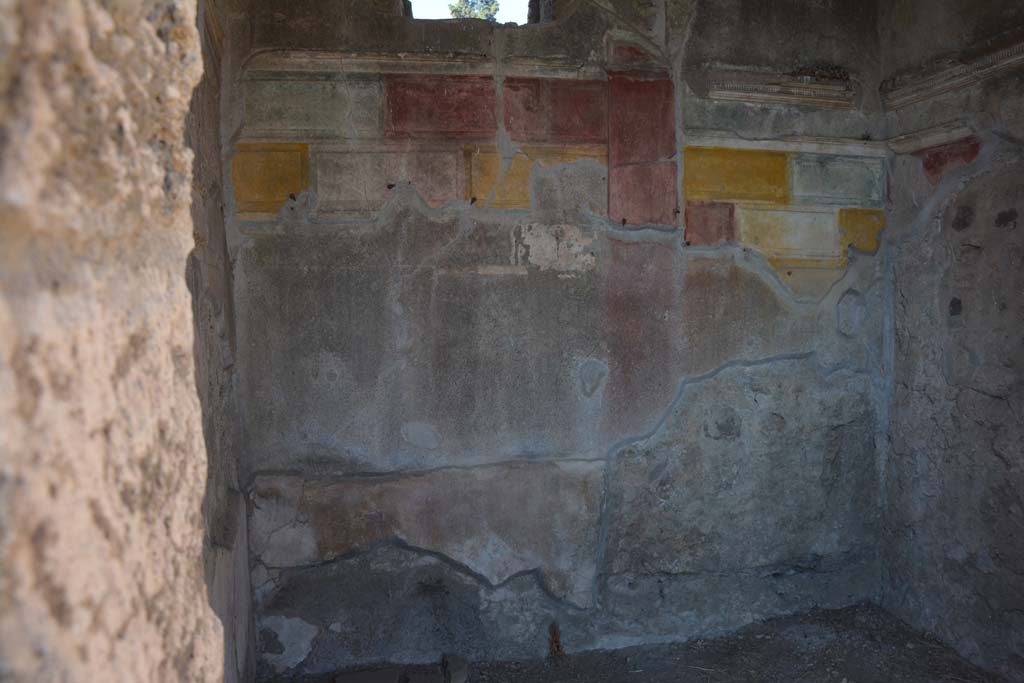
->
[0,1,1022,683]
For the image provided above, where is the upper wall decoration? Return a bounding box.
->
[231,48,889,299]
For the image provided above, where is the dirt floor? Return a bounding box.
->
[309,604,1003,683]
[468,604,999,683]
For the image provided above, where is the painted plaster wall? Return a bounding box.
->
[880,65,1024,680]
[223,1,899,678]
[879,0,1024,78]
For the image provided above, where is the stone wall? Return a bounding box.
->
[228,1,894,678]
[189,1,255,681]
[0,0,243,680]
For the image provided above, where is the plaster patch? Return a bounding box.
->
[513,224,596,274]
[259,616,319,673]
[837,289,866,337]
[401,421,442,450]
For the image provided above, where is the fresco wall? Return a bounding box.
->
[216,0,1023,679]
[224,4,893,678]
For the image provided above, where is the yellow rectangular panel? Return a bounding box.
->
[684,147,789,204]
[465,145,606,210]
[839,208,886,254]
[232,143,310,213]
[768,257,848,299]
[736,206,840,260]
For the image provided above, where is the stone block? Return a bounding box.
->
[466,145,606,209]
[790,154,884,207]
[609,162,678,225]
[838,208,886,254]
[243,78,381,135]
[609,73,675,165]
[232,143,310,213]
[316,150,460,214]
[684,147,789,204]
[914,135,981,184]
[249,459,604,607]
[684,200,736,245]
[385,75,496,137]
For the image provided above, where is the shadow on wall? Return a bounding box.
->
[185,0,254,681]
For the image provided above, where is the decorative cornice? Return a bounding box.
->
[882,36,1024,110]
[242,49,606,81]
[885,121,978,154]
[703,67,856,110]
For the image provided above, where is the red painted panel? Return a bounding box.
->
[504,78,545,142]
[611,44,654,65]
[503,78,607,144]
[386,75,497,137]
[915,136,981,184]
[608,73,675,166]
[684,201,735,245]
[609,162,678,226]
[549,80,608,144]
[603,240,677,438]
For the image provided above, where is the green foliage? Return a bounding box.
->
[448,0,499,21]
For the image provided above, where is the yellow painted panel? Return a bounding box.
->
[839,208,886,254]
[232,143,310,213]
[684,147,789,204]
[768,257,847,299]
[466,145,606,209]
[735,206,840,260]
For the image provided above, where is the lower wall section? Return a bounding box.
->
[249,357,880,678]
[250,461,604,608]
